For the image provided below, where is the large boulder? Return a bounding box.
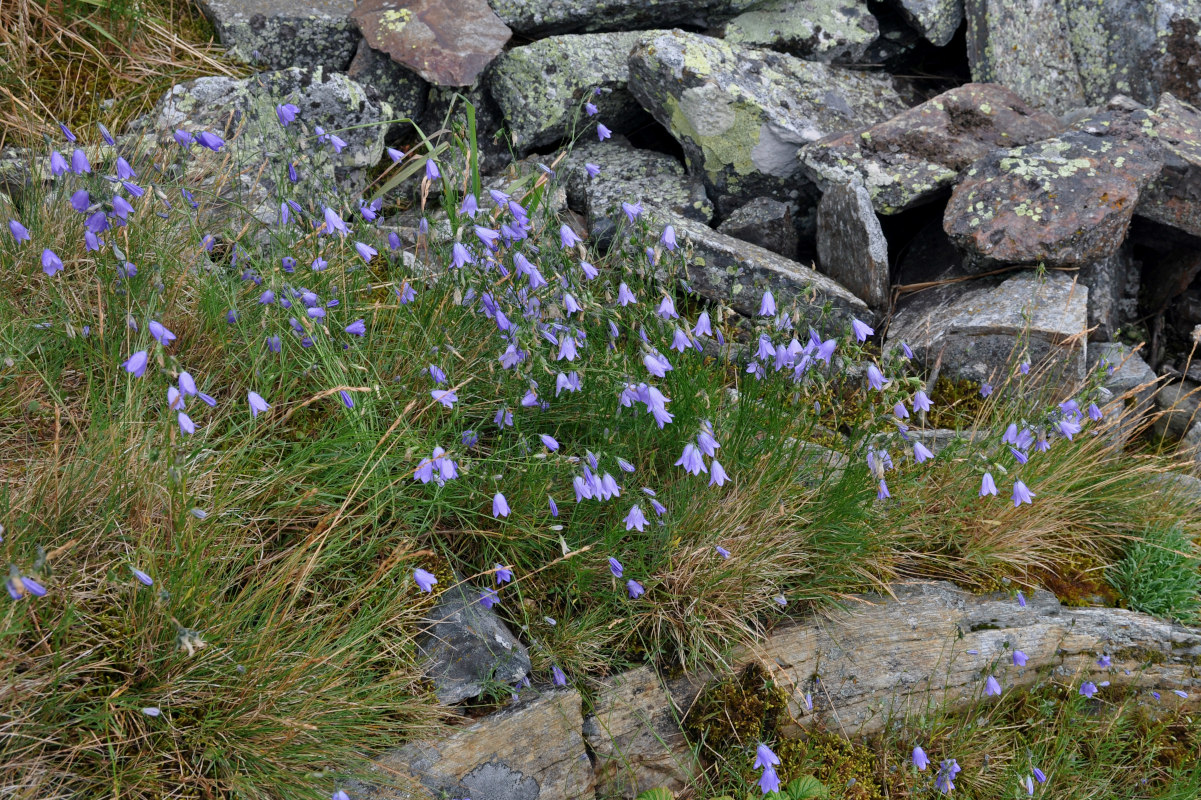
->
[488,32,651,154]
[964,0,1085,115]
[351,0,511,87]
[717,197,799,259]
[966,0,1201,113]
[943,108,1163,269]
[887,270,1089,385]
[722,0,879,63]
[885,0,964,46]
[660,212,869,325]
[1137,93,1201,239]
[799,83,1061,215]
[628,30,906,216]
[561,137,713,246]
[487,0,760,36]
[359,689,594,800]
[131,68,389,224]
[195,0,360,71]
[346,39,429,139]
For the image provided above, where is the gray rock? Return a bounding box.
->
[816,180,890,308]
[627,30,906,216]
[416,581,531,704]
[1089,342,1158,442]
[424,81,512,175]
[723,0,879,64]
[799,83,1061,215]
[1078,245,1139,342]
[352,0,511,87]
[886,0,964,46]
[660,212,870,325]
[561,137,713,246]
[583,666,707,798]
[488,0,760,36]
[1137,93,1201,239]
[1063,1,1201,109]
[887,270,1089,385]
[347,39,429,139]
[195,0,360,71]
[359,689,593,800]
[943,109,1164,270]
[1153,381,1201,441]
[487,32,650,154]
[717,197,798,259]
[964,0,1085,115]
[131,68,389,225]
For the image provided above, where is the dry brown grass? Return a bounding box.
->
[0,0,244,148]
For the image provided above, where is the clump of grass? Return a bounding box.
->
[2,88,1200,798]
[1109,524,1201,623]
[0,0,244,147]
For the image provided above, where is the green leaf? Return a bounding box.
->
[785,775,828,800]
[635,788,675,800]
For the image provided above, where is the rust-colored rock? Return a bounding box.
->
[944,109,1163,269]
[799,83,1061,215]
[351,0,511,87]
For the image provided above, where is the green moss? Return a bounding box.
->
[925,377,985,429]
[684,663,789,754]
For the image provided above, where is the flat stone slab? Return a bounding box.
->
[583,666,706,798]
[1137,93,1201,239]
[488,31,650,153]
[352,0,511,87]
[628,30,906,215]
[943,108,1163,269]
[722,0,879,64]
[662,212,869,325]
[196,0,360,71]
[887,270,1088,384]
[816,180,890,308]
[799,83,1061,215]
[362,689,594,800]
[561,137,713,245]
[487,0,759,36]
[887,0,963,46]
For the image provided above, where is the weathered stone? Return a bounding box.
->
[1138,93,1201,239]
[1153,381,1201,441]
[1063,0,1201,109]
[1078,245,1139,342]
[361,690,593,800]
[487,32,650,153]
[799,83,1061,215]
[964,0,1085,115]
[816,180,890,308]
[352,0,511,87]
[417,581,531,705]
[943,110,1164,269]
[561,137,713,246]
[723,0,879,63]
[130,68,388,225]
[1089,342,1158,440]
[628,30,906,216]
[583,666,706,798]
[423,82,511,174]
[887,271,1088,385]
[487,0,760,36]
[717,197,798,259]
[886,0,963,46]
[195,0,360,71]
[753,581,1201,733]
[659,212,869,325]
[347,39,429,138]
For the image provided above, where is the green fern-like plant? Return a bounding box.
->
[1108,524,1201,623]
